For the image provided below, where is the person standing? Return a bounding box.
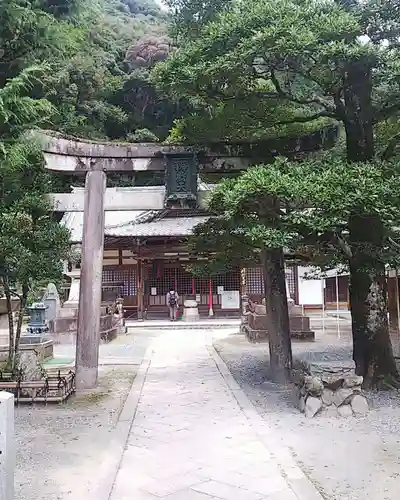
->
[166,289,179,321]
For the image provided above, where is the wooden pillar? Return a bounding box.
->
[75,168,106,390]
[137,259,143,320]
[142,261,148,317]
[240,268,248,315]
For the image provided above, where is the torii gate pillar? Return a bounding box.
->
[75,168,106,390]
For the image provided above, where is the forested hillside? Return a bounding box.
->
[53,0,175,141]
[0,0,175,142]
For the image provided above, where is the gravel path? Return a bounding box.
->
[214,328,400,500]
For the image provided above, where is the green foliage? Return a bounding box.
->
[0,66,55,144]
[153,0,400,148]
[164,0,231,42]
[193,153,400,273]
[0,137,71,290]
[0,139,71,370]
[126,128,159,142]
[0,0,172,142]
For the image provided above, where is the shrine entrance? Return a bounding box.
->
[41,126,337,388]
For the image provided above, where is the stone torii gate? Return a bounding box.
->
[39,127,337,389]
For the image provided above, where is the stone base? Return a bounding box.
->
[293,361,369,418]
[242,310,314,343]
[0,338,54,363]
[49,327,119,345]
[182,300,200,322]
[49,306,121,344]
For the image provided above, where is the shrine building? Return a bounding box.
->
[60,185,301,319]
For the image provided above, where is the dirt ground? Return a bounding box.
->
[215,326,400,500]
[15,366,136,500]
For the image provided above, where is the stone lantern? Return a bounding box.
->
[164,152,198,209]
[19,302,54,359]
[26,302,49,335]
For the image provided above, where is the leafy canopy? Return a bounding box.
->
[153,0,400,148]
[191,153,400,273]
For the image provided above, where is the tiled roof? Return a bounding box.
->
[61,210,209,242]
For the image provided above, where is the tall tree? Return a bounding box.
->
[192,155,400,386]
[0,66,70,371]
[154,0,400,384]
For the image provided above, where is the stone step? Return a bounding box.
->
[126,318,241,331]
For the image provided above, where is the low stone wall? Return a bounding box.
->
[49,313,122,344]
[242,310,315,342]
[293,362,369,418]
[48,300,124,344]
[0,340,54,363]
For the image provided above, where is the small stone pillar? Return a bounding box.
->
[0,391,14,500]
[182,299,200,322]
[43,283,60,323]
[63,266,81,309]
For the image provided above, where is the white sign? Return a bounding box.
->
[195,294,201,302]
[151,287,157,296]
[297,267,324,305]
[221,290,240,309]
[217,286,224,295]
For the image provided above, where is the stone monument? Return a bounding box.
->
[43,283,61,323]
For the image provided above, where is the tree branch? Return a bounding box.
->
[269,69,336,113]
[336,233,353,258]
[381,131,400,160]
[388,236,400,251]
[374,102,400,123]
[274,111,334,125]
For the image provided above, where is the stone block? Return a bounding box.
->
[321,388,334,406]
[245,310,314,342]
[321,405,339,418]
[304,376,324,396]
[350,394,369,416]
[332,388,353,407]
[337,404,353,418]
[343,375,363,388]
[182,300,200,322]
[305,396,322,418]
[321,375,345,391]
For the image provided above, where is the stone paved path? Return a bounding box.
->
[109,331,323,500]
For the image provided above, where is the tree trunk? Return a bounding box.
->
[261,247,292,383]
[342,62,374,162]
[13,284,28,373]
[348,213,399,387]
[2,279,15,370]
[349,262,398,387]
[342,63,399,385]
